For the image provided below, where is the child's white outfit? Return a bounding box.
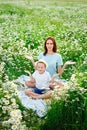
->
[32,70,51,94]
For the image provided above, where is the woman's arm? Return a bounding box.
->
[25,55,36,69]
[50,73,59,83]
[50,61,76,83]
[58,61,76,76]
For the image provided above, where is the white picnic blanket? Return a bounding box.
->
[16,75,47,118]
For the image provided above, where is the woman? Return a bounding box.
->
[25,36,75,79]
[25,36,76,98]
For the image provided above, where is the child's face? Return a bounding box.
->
[37,62,46,74]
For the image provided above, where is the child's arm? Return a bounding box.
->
[25,70,32,76]
[25,70,35,83]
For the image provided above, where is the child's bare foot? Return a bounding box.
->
[25,90,52,99]
[25,91,43,99]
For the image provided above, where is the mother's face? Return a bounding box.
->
[46,39,54,52]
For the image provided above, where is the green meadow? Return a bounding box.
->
[0,0,87,129]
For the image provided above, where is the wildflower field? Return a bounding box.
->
[0,0,87,130]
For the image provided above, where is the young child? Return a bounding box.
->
[25,59,64,99]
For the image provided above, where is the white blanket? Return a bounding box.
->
[17,75,47,118]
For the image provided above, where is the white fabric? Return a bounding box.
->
[16,75,47,117]
[18,90,47,118]
[32,70,51,89]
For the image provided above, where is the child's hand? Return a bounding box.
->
[25,70,31,76]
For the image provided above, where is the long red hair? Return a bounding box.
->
[43,36,57,55]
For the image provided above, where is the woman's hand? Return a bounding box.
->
[25,55,36,69]
[57,61,76,76]
[25,55,33,61]
[65,61,76,65]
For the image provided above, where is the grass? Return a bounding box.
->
[0,0,87,129]
[0,0,87,80]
